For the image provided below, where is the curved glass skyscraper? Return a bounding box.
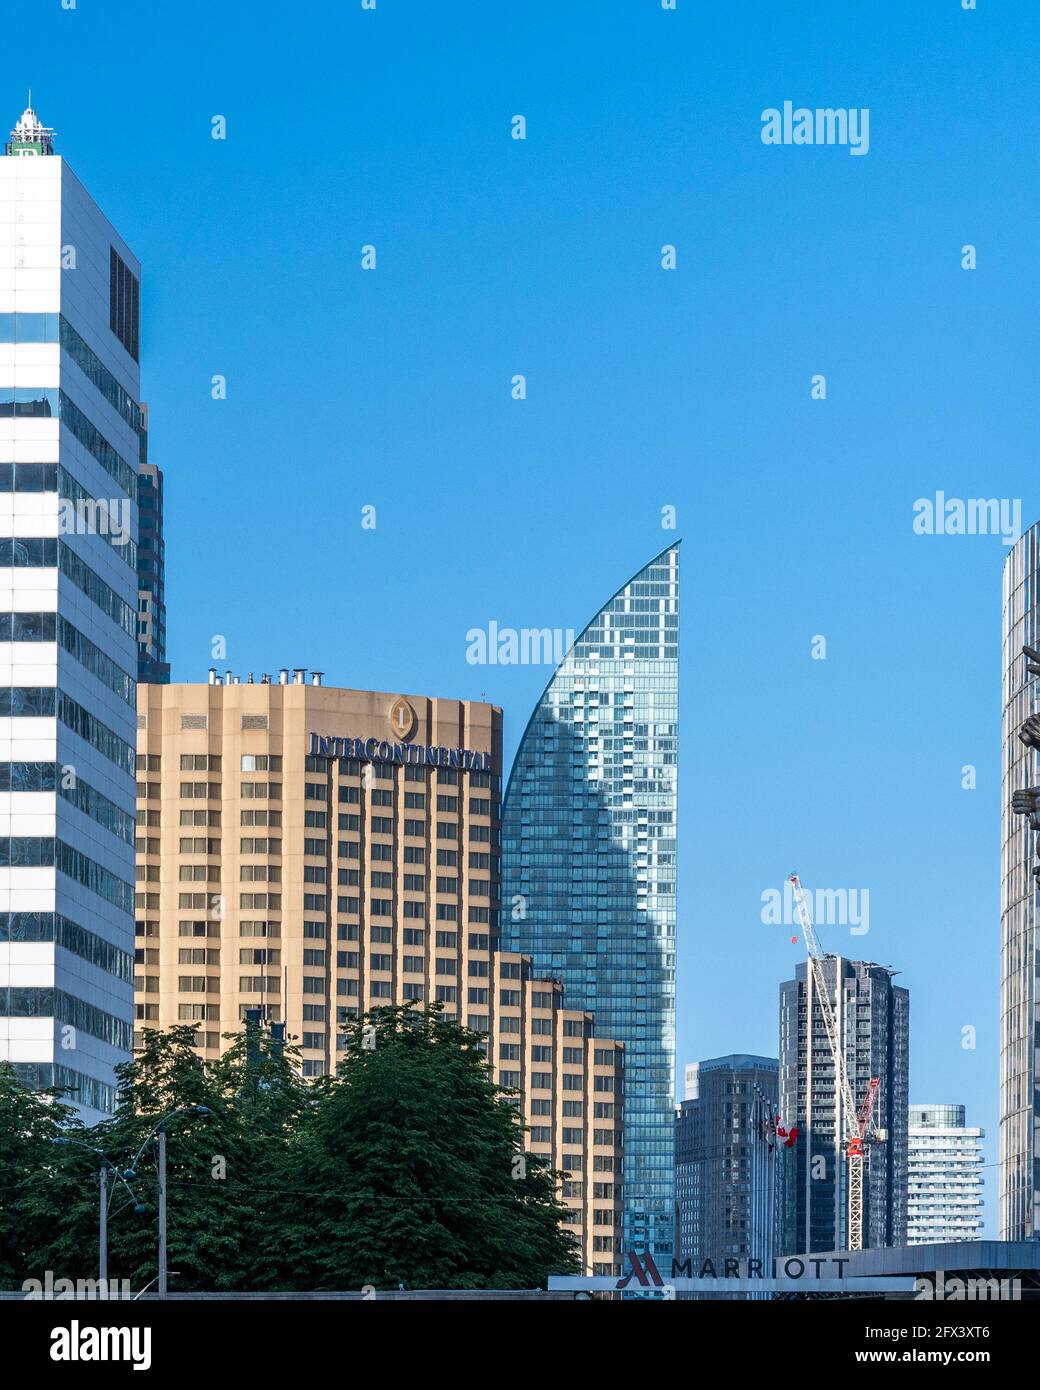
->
[502,544,679,1270]
[1001,521,1040,1239]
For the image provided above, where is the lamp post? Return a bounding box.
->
[129,1106,210,1299]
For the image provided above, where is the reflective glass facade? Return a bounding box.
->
[502,544,679,1268]
[1000,522,1040,1239]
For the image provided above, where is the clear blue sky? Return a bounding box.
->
[12,0,1038,1232]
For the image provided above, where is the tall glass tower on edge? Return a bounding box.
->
[502,543,679,1271]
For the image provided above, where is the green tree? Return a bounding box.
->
[0,1063,82,1289]
[263,1005,579,1290]
[29,1024,308,1292]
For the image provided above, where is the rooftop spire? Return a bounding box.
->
[6,97,55,156]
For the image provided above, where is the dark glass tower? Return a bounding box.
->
[136,413,169,683]
[502,543,679,1271]
[675,1055,779,1292]
[779,958,909,1254]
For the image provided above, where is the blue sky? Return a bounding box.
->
[12,0,1038,1231]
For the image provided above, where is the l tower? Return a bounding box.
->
[0,104,140,1120]
[502,544,679,1275]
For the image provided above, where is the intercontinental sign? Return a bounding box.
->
[308,732,492,773]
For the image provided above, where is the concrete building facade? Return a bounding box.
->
[135,673,623,1273]
[907,1103,984,1245]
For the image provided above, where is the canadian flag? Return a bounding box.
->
[775,1116,799,1148]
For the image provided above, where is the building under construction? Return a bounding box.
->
[778,956,909,1254]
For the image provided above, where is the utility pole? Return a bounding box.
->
[99,1162,108,1283]
[157,1127,168,1298]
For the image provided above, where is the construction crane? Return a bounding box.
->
[788,873,882,1251]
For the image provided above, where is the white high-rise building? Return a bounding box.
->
[0,103,139,1121]
[907,1104,985,1244]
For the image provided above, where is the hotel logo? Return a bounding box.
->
[389,697,416,740]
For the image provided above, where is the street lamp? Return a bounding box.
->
[129,1106,211,1298]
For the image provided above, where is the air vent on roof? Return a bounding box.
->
[180,714,208,730]
[241,715,269,731]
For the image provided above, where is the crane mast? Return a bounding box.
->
[788,873,881,1252]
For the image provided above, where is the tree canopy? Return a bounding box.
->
[0,1007,578,1292]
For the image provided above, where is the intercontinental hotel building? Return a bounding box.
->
[135,672,624,1274]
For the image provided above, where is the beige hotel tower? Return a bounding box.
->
[135,670,624,1275]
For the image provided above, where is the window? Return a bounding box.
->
[180,837,220,854]
[110,246,140,361]
[243,782,282,799]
